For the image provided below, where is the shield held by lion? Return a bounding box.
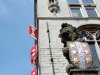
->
[67,41,93,69]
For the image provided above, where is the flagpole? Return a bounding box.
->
[46,22,55,75]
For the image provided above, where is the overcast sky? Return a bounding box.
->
[0,0,35,75]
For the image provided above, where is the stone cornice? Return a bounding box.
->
[37,17,100,20]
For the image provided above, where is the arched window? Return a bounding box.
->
[77,24,100,74]
[77,24,100,41]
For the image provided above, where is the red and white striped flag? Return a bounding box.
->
[30,45,38,65]
[29,25,38,40]
[31,69,37,75]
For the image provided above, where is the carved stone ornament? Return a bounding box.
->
[59,23,94,73]
[48,0,59,14]
[59,23,84,47]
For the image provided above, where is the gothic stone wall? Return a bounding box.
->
[38,19,100,75]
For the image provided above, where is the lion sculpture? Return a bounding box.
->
[59,23,85,72]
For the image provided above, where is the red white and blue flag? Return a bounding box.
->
[30,45,38,65]
[31,69,37,75]
[29,25,38,40]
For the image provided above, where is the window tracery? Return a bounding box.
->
[79,30,100,41]
[77,24,100,41]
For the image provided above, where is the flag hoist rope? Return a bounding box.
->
[46,22,55,75]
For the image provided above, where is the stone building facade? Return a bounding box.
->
[34,0,100,75]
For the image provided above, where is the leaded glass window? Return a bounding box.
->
[70,8,82,17]
[67,0,98,17]
[86,8,97,17]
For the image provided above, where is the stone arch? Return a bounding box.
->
[77,24,100,32]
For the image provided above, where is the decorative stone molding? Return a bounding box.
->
[48,0,59,15]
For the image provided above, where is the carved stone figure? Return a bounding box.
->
[59,23,84,47]
[59,23,86,73]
